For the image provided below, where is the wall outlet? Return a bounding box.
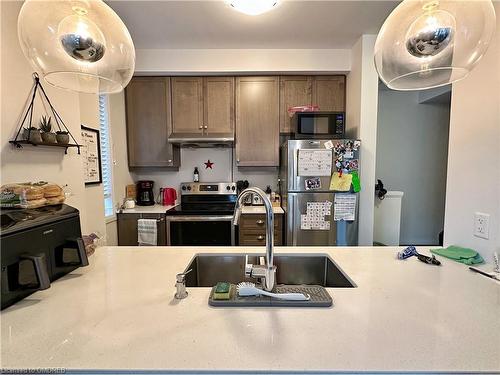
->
[474,212,490,239]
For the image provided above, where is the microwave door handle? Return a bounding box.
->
[20,254,51,290]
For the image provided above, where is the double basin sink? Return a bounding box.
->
[184,254,355,288]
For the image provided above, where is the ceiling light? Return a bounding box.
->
[374,0,496,91]
[18,0,135,94]
[228,0,278,16]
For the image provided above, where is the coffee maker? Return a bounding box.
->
[136,180,155,206]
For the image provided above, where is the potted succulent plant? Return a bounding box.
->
[56,130,69,144]
[23,126,42,143]
[39,115,56,144]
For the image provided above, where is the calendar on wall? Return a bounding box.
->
[81,125,102,185]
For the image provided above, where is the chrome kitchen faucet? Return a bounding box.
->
[233,187,276,292]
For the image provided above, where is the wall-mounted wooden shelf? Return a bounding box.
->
[9,140,81,154]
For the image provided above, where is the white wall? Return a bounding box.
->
[0,2,105,238]
[376,88,450,245]
[444,4,500,262]
[346,35,379,246]
[135,49,350,75]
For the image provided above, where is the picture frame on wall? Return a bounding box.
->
[81,125,102,185]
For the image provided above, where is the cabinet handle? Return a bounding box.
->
[167,159,172,163]
[256,220,264,225]
[203,125,208,129]
[257,235,264,241]
[199,126,203,130]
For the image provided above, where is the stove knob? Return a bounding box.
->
[181,186,187,191]
[226,186,231,191]
[231,186,236,191]
[187,186,192,191]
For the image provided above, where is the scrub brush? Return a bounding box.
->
[237,282,310,301]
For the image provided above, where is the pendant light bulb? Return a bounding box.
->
[374,0,496,91]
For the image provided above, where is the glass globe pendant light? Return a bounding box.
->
[374,0,496,91]
[18,0,135,94]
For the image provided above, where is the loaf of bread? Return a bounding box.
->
[25,198,48,208]
[42,184,63,198]
[46,195,65,205]
[23,185,44,201]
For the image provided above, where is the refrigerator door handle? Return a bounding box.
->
[291,195,297,246]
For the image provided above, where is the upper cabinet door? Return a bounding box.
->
[125,77,179,168]
[312,76,346,112]
[279,76,313,133]
[204,77,234,134]
[171,77,204,134]
[235,76,280,167]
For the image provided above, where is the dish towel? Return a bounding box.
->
[430,245,484,265]
[137,219,157,246]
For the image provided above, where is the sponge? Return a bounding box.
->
[213,282,232,300]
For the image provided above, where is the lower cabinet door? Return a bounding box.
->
[117,214,140,246]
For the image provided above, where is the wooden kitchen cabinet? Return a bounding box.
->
[171,77,234,135]
[235,76,280,167]
[171,77,204,134]
[279,76,313,133]
[238,213,283,246]
[279,75,346,133]
[117,213,166,246]
[125,77,180,168]
[312,76,346,112]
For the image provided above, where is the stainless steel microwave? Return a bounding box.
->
[292,111,345,139]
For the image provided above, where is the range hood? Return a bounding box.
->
[168,132,234,148]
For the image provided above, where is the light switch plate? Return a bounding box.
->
[474,212,490,239]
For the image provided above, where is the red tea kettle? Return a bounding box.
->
[160,187,177,205]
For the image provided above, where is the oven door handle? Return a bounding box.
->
[165,215,234,222]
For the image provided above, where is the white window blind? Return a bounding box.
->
[99,94,114,217]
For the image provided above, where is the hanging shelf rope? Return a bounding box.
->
[9,73,81,154]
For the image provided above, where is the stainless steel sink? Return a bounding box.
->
[184,254,355,288]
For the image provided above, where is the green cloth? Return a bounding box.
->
[430,245,484,265]
[351,171,361,193]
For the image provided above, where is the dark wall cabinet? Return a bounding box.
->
[117,213,166,246]
[125,77,180,168]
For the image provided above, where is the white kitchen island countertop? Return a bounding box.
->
[1,246,499,373]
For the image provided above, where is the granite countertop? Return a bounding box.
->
[1,246,499,373]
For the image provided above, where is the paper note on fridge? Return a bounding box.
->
[300,201,332,230]
[334,194,356,221]
[330,172,352,191]
[297,149,333,176]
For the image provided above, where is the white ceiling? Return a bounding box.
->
[109,1,399,49]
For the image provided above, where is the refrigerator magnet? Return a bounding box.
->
[305,177,322,190]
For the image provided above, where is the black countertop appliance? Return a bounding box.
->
[136,180,155,206]
[1,204,89,310]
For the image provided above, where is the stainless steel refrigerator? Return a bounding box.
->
[279,139,360,246]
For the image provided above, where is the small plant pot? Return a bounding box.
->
[56,133,69,144]
[24,129,42,143]
[41,132,57,144]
